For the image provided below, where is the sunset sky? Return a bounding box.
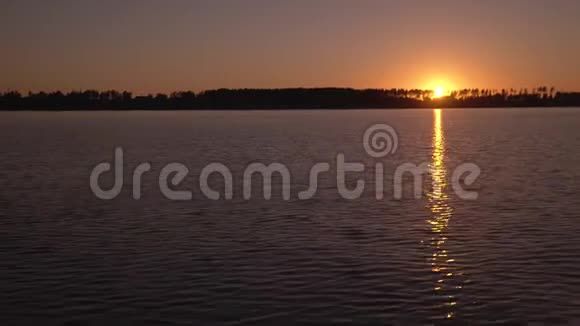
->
[1,0,579,94]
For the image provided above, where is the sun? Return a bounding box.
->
[424,77,454,98]
[433,86,446,98]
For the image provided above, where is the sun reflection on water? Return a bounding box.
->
[427,109,463,320]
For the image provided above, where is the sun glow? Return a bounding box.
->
[423,77,455,99]
[433,87,446,98]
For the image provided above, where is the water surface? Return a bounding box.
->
[1,108,580,324]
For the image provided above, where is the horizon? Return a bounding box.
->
[2,85,578,97]
[3,85,579,110]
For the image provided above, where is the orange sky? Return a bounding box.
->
[1,0,579,94]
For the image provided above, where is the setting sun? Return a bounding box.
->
[433,87,446,98]
[424,78,454,99]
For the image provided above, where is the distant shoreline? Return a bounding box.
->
[2,106,580,112]
[2,88,580,110]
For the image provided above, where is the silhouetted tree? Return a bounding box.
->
[1,87,580,110]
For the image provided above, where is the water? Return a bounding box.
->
[1,108,580,325]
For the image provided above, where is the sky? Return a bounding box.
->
[1,0,579,94]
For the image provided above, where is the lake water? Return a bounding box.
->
[1,108,580,325]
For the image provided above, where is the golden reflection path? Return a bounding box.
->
[427,109,463,320]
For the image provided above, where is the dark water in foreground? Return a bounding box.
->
[1,108,580,325]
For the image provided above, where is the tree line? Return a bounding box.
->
[1,87,580,110]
